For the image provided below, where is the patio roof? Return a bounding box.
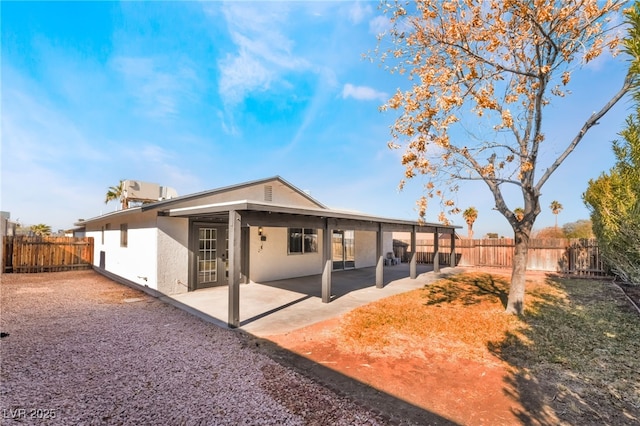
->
[164,199,460,328]
[162,200,460,234]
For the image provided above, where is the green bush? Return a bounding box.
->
[584,114,640,284]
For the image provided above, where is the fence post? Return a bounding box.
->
[2,236,14,273]
[450,233,456,267]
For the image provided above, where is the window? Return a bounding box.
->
[120,224,128,247]
[101,226,105,245]
[288,228,317,254]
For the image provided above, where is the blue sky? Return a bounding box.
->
[1,1,633,237]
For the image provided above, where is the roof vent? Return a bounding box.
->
[264,185,273,202]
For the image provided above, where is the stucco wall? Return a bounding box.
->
[157,216,189,294]
[83,205,406,294]
[355,230,376,267]
[384,232,394,257]
[352,231,397,267]
[249,226,324,282]
[168,179,322,211]
[248,228,396,282]
[87,210,159,290]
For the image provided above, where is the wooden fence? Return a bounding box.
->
[3,236,94,273]
[394,238,607,277]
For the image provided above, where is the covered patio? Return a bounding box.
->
[166,262,463,336]
[164,200,460,328]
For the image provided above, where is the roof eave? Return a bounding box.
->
[165,200,461,231]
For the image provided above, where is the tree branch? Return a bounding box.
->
[536,72,634,192]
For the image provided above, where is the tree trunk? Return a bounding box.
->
[506,228,529,315]
[467,223,473,239]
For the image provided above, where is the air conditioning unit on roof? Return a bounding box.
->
[159,186,178,200]
[123,180,160,203]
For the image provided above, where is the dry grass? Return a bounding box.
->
[338,272,529,362]
[337,271,640,425]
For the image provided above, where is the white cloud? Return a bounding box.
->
[1,72,111,229]
[215,3,311,106]
[218,52,275,105]
[369,15,392,35]
[1,76,103,164]
[119,143,199,190]
[342,83,388,102]
[111,56,198,118]
[347,2,372,24]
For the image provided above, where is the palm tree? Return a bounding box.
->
[514,208,525,222]
[105,180,127,210]
[550,200,563,229]
[30,224,51,236]
[462,207,478,239]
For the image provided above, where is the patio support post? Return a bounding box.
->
[228,210,241,328]
[322,221,332,303]
[376,223,384,288]
[241,227,250,284]
[433,228,440,273]
[410,226,417,279]
[450,232,456,267]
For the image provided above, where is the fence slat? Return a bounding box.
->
[3,236,94,273]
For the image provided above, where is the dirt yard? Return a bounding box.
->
[0,271,406,425]
[3,269,637,425]
[266,268,640,426]
[268,317,518,425]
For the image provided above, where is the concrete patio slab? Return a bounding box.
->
[166,263,464,337]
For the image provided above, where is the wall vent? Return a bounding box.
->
[264,185,273,202]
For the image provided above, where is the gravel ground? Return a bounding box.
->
[0,271,395,426]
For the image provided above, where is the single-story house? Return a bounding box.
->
[76,176,460,327]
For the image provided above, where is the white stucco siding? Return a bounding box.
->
[249,227,323,282]
[384,232,394,257]
[355,230,377,267]
[351,231,394,267]
[157,216,189,294]
[87,211,159,290]
[85,226,102,267]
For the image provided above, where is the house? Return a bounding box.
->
[76,176,459,327]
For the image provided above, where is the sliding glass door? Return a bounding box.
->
[332,230,355,270]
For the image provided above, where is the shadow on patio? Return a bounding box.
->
[259,262,435,299]
[167,262,453,337]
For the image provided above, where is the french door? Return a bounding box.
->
[193,225,228,289]
[332,230,355,270]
